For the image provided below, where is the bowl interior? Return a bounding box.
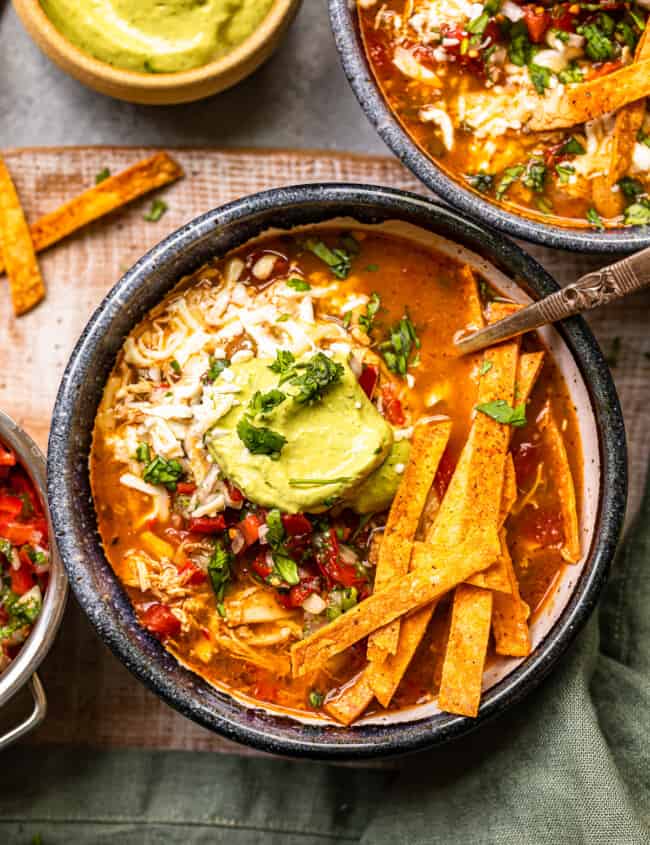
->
[47,185,626,758]
[328,0,650,253]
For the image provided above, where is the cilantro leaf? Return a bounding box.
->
[95,168,111,184]
[496,165,525,200]
[205,357,230,382]
[528,64,551,95]
[379,315,420,376]
[286,352,344,404]
[265,509,285,548]
[560,136,586,156]
[476,399,527,427]
[208,539,233,602]
[359,292,381,335]
[305,238,354,279]
[143,198,168,223]
[287,278,311,291]
[466,172,494,193]
[268,349,296,378]
[523,159,547,192]
[248,389,287,418]
[618,177,644,201]
[236,417,286,460]
[577,20,616,61]
[137,446,184,491]
[587,208,605,230]
[271,551,300,586]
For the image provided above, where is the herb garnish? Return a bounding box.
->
[309,690,324,708]
[379,315,421,376]
[618,177,644,200]
[476,400,527,427]
[466,172,494,194]
[205,357,230,382]
[287,278,311,291]
[560,136,586,156]
[305,237,355,280]
[170,359,181,374]
[496,166,525,200]
[264,508,300,586]
[248,388,287,418]
[236,417,286,460]
[523,159,547,192]
[143,198,168,222]
[528,64,551,95]
[555,163,576,184]
[208,539,233,604]
[586,208,605,230]
[624,201,650,226]
[359,292,381,335]
[479,360,493,376]
[268,349,296,378]
[136,444,184,491]
[95,168,111,184]
[285,352,344,404]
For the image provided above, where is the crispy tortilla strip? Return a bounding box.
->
[366,313,520,704]
[367,419,452,662]
[0,153,183,276]
[291,532,498,678]
[323,670,375,726]
[498,455,517,529]
[540,404,581,563]
[460,264,485,330]
[492,533,531,658]
[593,29,650,218]
[528,60,650,131]
[437,584,493,717]
[0,155,45,315]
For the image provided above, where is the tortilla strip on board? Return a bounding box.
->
[367,304,521,706]
[528,59,650,131]
[539,404,581,563]
[492,533,531,657]
[367,419,452,663]
[0,155,45,315]
[592,28,650,219]
[0,153,183,277]
[438,584,493,717]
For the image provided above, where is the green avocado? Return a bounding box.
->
[347,439,411,514]
[205,356,394,514]
[40,0,274,73]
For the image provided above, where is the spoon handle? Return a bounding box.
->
[455,246,650,356]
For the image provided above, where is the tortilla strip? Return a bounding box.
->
[366,311,520,705]
[323,670,376,726]
[528,59,650,131]
[460,263,485,330]
[0,153,183,276]
[290,533,498,678]
[540,405,581,563]
[593,29,650,218]
[367,419,452,663]
[499,455,517,529]
[437,584,493,717]
[0,155,45,315]
[492,533,531,658]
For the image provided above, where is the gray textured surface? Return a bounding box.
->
[0,1,383,153]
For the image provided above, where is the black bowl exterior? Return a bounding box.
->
[48,184,626,760]
[328,0,650,254]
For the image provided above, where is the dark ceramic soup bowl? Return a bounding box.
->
[48,184,626,760]
[329,0,650,254]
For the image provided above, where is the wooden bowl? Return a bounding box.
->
[12,0,302,105]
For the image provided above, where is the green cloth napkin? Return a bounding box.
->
[2,475,649,844]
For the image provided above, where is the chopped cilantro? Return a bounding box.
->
[170,359,181,374]
[341,586,358,612]
[135,442,151,464]
[496,165,525,200]
[523,159,547,192]
[285,352,344,404]
[479,360,493,376]
[95,167,111,184]
[0,538,13,561]
[560,136,586,156]
[476,399,527,427]
[143,198,168,222]
[287,278,311,291]
[342,311,352,329]
[466,171,495,193]
[265,509,285,548]
[528,64,551,95]
[586,208,605,230]
[271,552,300,586]
[507,21,533,67]
[205,357,230,382]
[247,389,287,418]
[379,315,421,376]
[141,453,184,491]
[467,11,490,36]
[305,238,354,280]
[236,417,286,460]
[208,539,233,602]
[624,201,650,226]
[359,292,381,335]
[268,349,296,378]
[555,163,576,184]
[577,19,616,61]
[618,177,644,200]
[309,690,324,708]
[638,130,650,148]
[558,62,584,84]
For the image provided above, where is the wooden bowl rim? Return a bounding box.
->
[12,0,298,90]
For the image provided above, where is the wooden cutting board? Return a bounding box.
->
[1,146,648,755]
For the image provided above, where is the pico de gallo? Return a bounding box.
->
[0,440,49,673]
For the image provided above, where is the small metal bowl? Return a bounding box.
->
[0,410,67,750]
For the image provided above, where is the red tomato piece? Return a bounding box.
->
[381,385,406,426]
[283,576,321,609]
[251,550,273,579]
[0,495,24,518]
[188,515,226,534]
[237,512,264,548]
[316,528,362,588]
[281,513,313,536]
[176,482,197,494]
[141,604,181,640]
[7,472,42,515]
[551,4,576,32]
[11,564,34,596]
[0,521,41,545]
[177,560,207,586]
[225,480,244,505]
[523,7,551,43]
[358,365,379,400]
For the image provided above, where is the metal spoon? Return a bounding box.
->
[454,246,650,356]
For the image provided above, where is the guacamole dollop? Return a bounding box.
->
[206,356,394,514]
[40,0,275,73]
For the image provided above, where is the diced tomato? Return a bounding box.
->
[279,575,322,609]
[281,513,313,536]
[0,495,23,518]
[315,528,363,588]
[0,521,42,545]
[225,480,244,505]
[188,515,226,534]
[251,550,273,579]
[358,365,379,400]
[141,604,181,640]
[8,472,42,515]
[381,385,405,426]
[523,7,551,43]
[512,440,542,487]
[176,482,196,495]
[237,512,264,548]
[0,445,16,467]
[585,60,622,81]
[177,559,207,585]
[550,4,576,32]
[11,563,34,596]
[434,448,456,500]
[520,507,564,547]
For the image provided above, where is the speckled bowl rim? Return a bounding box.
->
[328,0,650,254]
[47,183,626,760]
